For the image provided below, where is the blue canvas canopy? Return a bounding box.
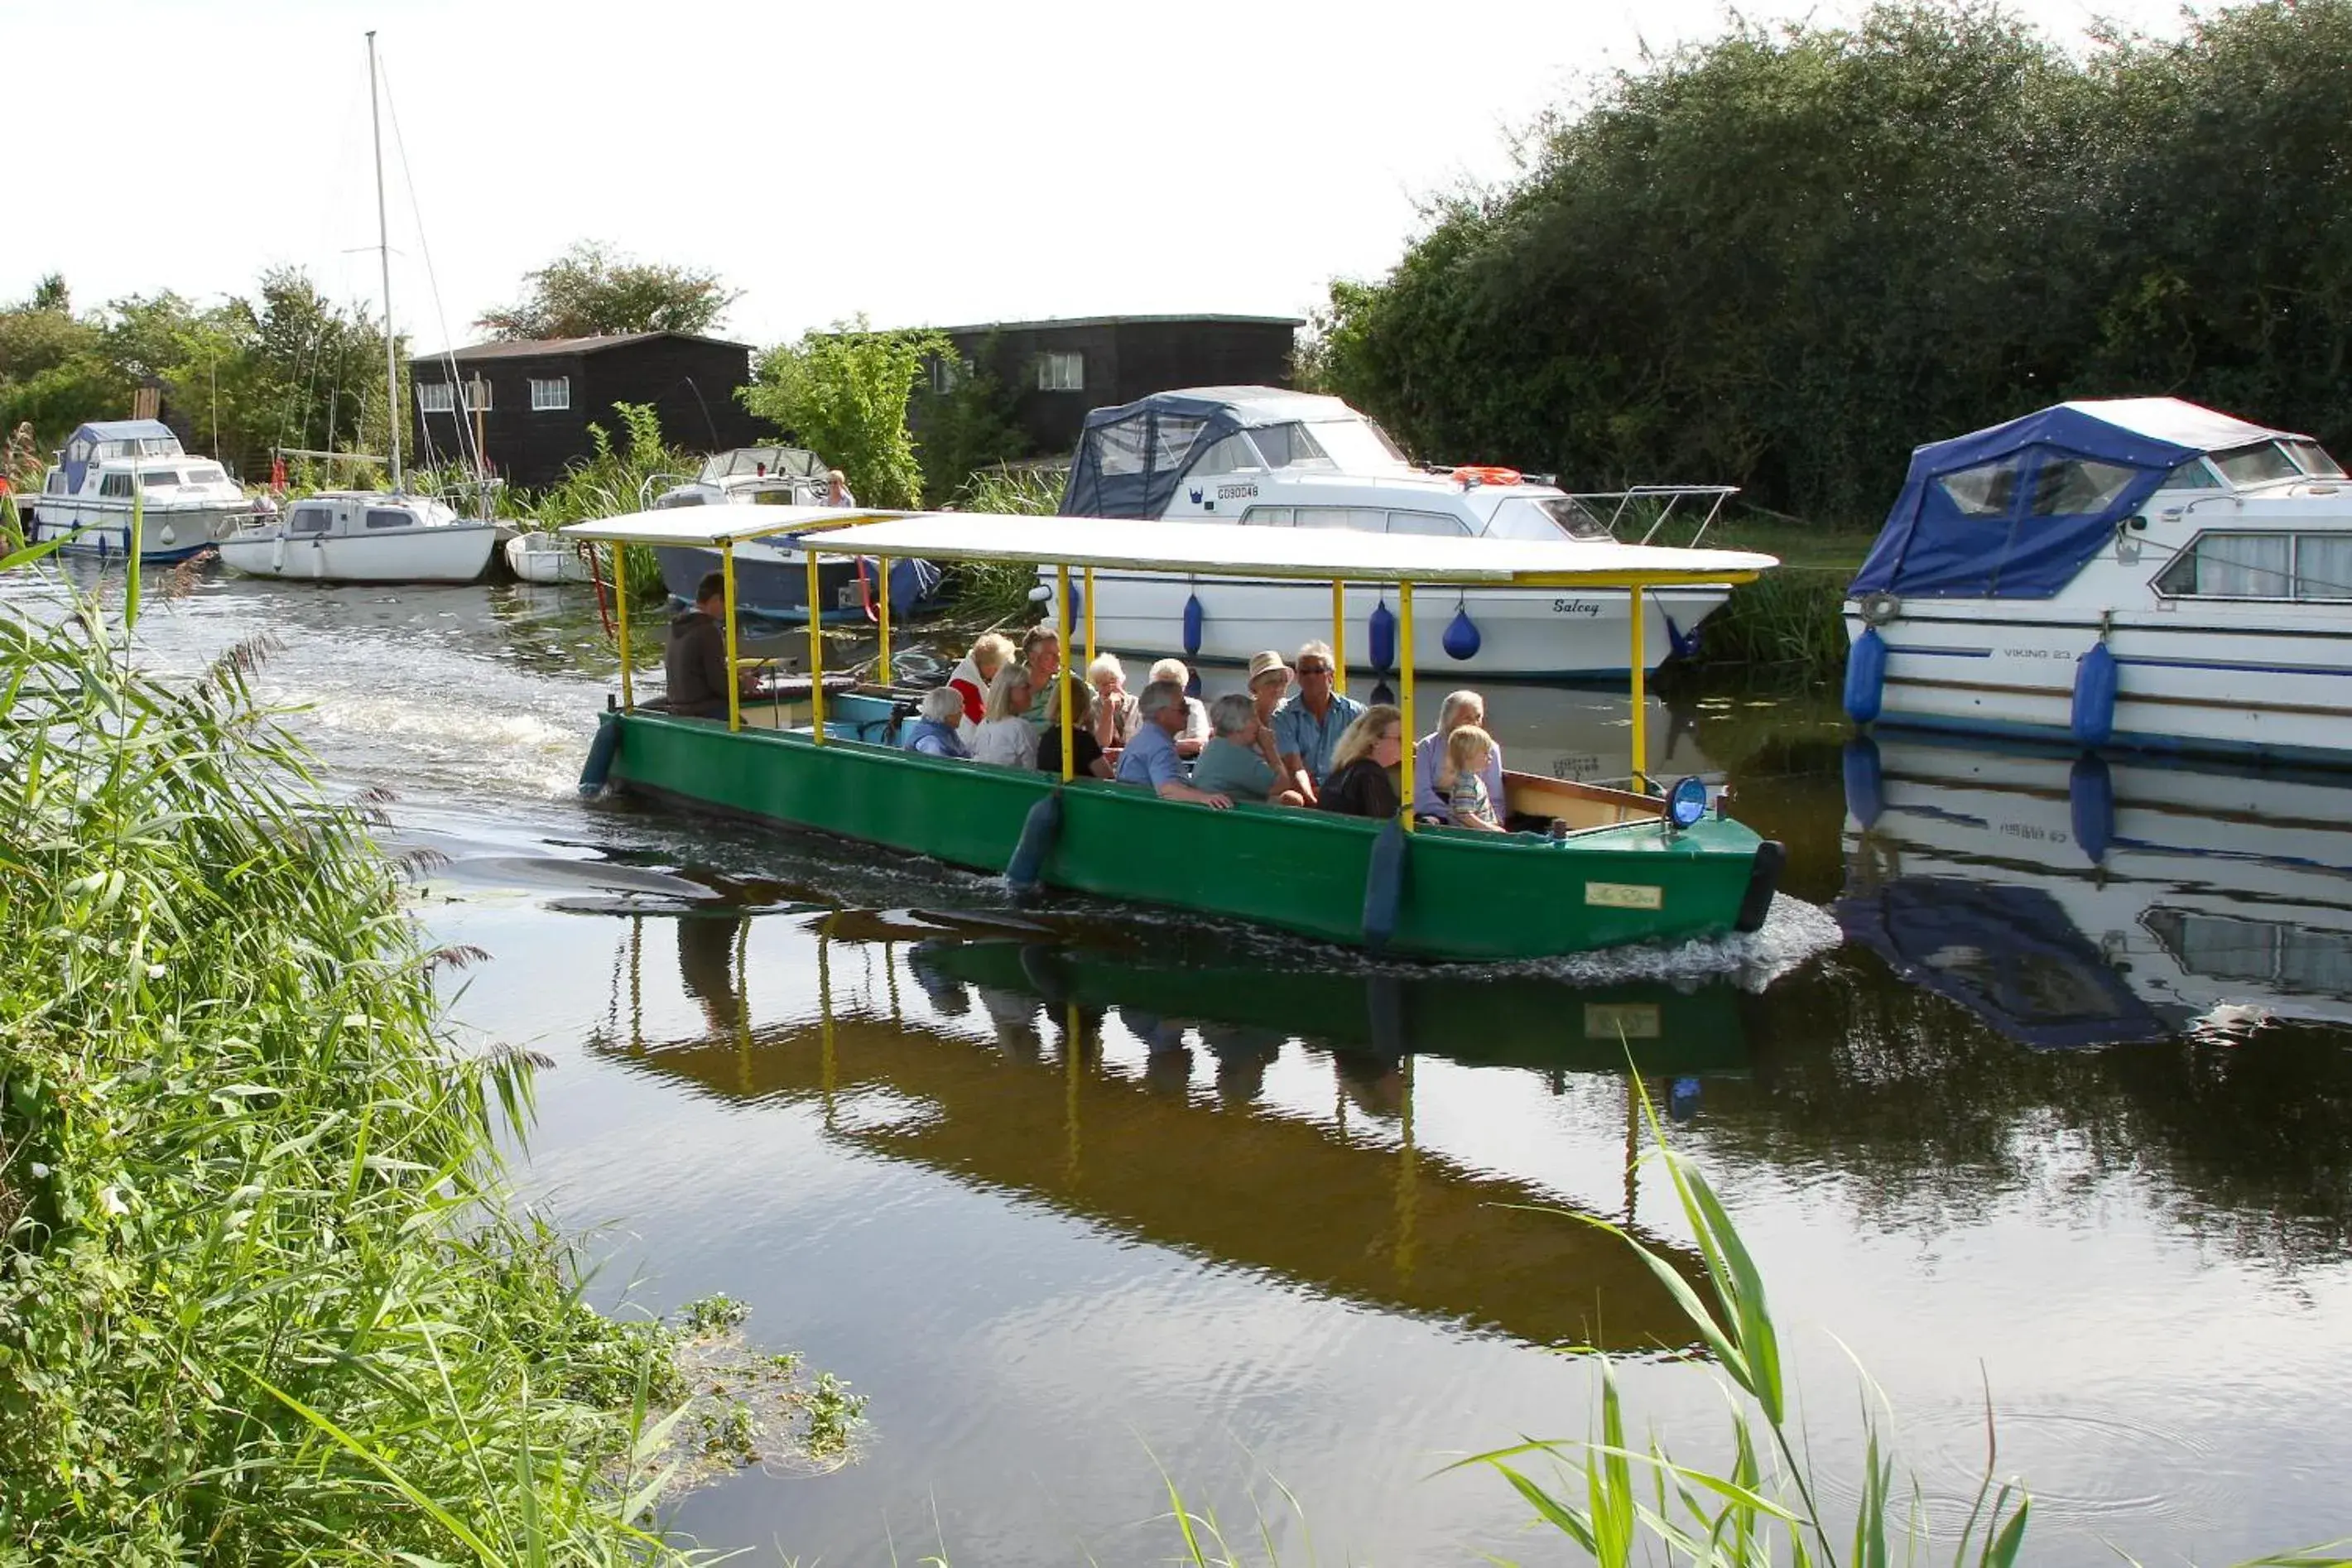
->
[1849,398,2296,600]
[58,418,180,495]
[1058,387,1355,518]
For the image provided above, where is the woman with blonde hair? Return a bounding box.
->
[1086,652,1141,749]
[1147,657,1211,757]
[1315,705,1404,820]
[948,632,1017,738]
[1041,677,1115,779]
[969,663,1040,768]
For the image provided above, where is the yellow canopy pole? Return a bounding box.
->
[806,546,826,744]
[722,542,741,733]
[1056,565,1075,782]
[1330,580,1348,695]
[1082,566,1096,669]
[1628,586,1647,792]
[1398,580,1416,833]
[876,555,892,684]
[613,545,633,710]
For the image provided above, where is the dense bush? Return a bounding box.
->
[1312,0,2352,524]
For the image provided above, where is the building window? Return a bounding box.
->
[529,377,570,411]
[417,381,455,415]
[929,356,961,395]
[1037,350,1084,392]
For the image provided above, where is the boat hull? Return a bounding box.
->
[1066,572,1727,680]
[216,523,499,583]
[505,533,594,584]
[656,544,867,623]
[589,711,1773,961]
[1845,603,2352,764]
[29,498,251,563]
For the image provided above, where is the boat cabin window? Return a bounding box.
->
[187,464,227,484]
[365,508,414,530]
[2150,531,2352,599]
[45,471,66,494]
[2212,442,2302,488]
[2145,907,2352,993]
[1386,509,1469,537]
[1291,506,1391,531]
[99,474,133,498]
[2029,458,2135,516]
[1249,423,1332,469]
[291,505,335,535]
[142,470,181,488]
[2289,439,2346,478]
[1936,458,2022,517]
[2163,457,2224,489]
[1239,506,1293,527]
[1186,433,1264,479]
[1486,495,1612,541]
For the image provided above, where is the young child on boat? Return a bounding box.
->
[1438,725,1503,831]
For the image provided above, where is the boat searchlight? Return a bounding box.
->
[1666,776,1710,835]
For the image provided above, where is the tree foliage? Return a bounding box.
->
[740,317,945,507]
[0,269,394,478]
[1316,0,2352,523]
[476,241,738,341]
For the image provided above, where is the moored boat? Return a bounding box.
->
[1843,397,2352,763]
[503,529,594,583]
[558,504,1787,961]
[26,419,269,560]
[216,491,499,583]
[1054,387,1741,680]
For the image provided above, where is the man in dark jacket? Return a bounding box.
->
[664,570,749,718]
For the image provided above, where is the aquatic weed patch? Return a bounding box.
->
[0,596,858,1561]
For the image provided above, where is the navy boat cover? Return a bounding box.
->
[1849,397,2296,599]
[58,418,180,495]
[1059,387,1353,518]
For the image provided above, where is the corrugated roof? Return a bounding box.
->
[409,331,751,364]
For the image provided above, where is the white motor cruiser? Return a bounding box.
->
[217,492,498,583]
[25,419,269,560]
[1051,387,1739,680]
[1844,397,2352,764]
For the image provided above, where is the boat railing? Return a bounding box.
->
[1566,485,1742,548]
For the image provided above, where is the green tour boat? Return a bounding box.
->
[559,507,1783,963]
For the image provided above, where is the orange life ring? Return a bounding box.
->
[1451,464,1523,488]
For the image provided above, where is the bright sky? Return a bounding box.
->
[8,0,2192,354]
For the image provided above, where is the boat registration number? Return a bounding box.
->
[1585,881,1663,911]
[1584,1003,1661,1040]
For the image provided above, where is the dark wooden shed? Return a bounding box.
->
[407,331,762,489]
[925,314,1301,456]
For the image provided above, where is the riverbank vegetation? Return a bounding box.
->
[1311,0,2352,526]
[0,572,859,1560]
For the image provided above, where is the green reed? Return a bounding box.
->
[936,462,1067,628]
[1686,570,1850,678]
[0,584,729,1564]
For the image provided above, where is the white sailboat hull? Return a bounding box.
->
[218,522,498,584]
[1070,571,1727,679]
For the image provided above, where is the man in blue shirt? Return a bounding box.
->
[1272,640,1364,804]
[1116,681,1233,808]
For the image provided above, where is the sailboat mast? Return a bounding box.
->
[367,30,402,493]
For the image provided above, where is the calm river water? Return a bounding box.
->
[36,568,2352,1563]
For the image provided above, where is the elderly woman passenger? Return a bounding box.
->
[1114,680,1232,807]
[902,685,973,759]
[948,632,1015,738]
[1191,694,1306,806]
[1087,653,1141,750]
[1412,689,1505,822]
[969,664,1040,768]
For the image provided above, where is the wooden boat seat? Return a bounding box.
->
[1500,770,1661,831]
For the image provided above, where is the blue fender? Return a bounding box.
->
[578,712,620,796]
[1181,592,1204,659]
[2071,642,2118,747]
[2070,753,2114,865]
[1006,790,1064,896]
[1361,818,1407,950]
[1841,737,1885,830]
[1442,604,1482,661]
[1843,627,1888,724]
[1368,599,1397,673]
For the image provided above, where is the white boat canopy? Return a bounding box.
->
[560,505,1777,588]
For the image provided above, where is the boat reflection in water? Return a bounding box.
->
[590,904,1754,1353]
[1840,735,2352,1044]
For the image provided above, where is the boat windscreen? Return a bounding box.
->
[2213,442,2303,488]
[2291,439,2347,478]
[1306,418,1412,471]
[1485,496,1612,542]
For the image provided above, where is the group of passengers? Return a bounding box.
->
[906,627,1508,829]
